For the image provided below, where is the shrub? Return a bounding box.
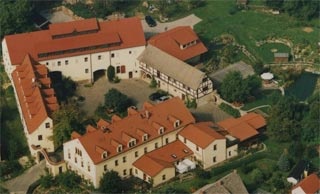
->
[195,168,211,179]
[219,103,241,118]
[39,174,54,188]
[240,164,255,174]
[229,5,239,15]
[107,65,115,82]
[149,76,157,88]
[277,152,290,172]
[113,76,120,83]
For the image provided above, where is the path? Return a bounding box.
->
[246,105,271,112]
[141,14,202,38]
[3,160,46,194]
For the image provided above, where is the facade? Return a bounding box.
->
[148,26,208,65]
[2,17,146,82]
[138,45,213,101]
[11,54,58,157]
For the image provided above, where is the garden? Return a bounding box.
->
[257,43,291,64]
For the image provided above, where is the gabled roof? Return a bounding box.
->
[148,26,207,61]
[4,17,146,65]
[217,113,265,142]
[11,54,58,134]
[133,141,193,177]
[138,45,207,90]
[292,173,320,194]
[69,97,195,164]
[179,122,225,149]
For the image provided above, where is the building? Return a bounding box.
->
[11,54,58,158]
[274,53,289,63]
[287,160,310,185]
[63,98,240,188]
[193,170,249,194]
[291,173,320,194]
[2,17,146,82]
[217,113,266,146]
[138,45,213,101]
[178,122,238,169]
[148,26,208,65]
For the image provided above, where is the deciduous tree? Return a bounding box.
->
[99,171,123,193]
[104,88,132,113]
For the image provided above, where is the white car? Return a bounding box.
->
[156,96,171,103]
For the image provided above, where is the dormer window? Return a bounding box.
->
[143,134,148,142]
[102,151,108,159]
[159,127,164,135]
[174,120,180,128]
[128,139,136,148]
[117,145,123,153]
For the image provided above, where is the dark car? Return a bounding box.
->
[148,92,164,101]
[145,15,157,27]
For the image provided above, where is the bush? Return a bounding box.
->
[0,160,23,179]
[104,88,133,113]
[149,76,157,88]
[240,164,255,174]
[39,174,54,188]
[229,5,239,15]
[66,2,95,18]
[195,168,211,179]
[107,65,115,82]
[219,103,241,118]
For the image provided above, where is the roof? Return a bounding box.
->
[69,97,195,164]
[194,170,249,194]
[4,17,146,65]
[133,141,193,177]
[11,54,58,134]
[288,160,309,180]
[292,173,320,194]
[138,45,207,90]
[217,113,265,142]
[274,53,289,58]
[179,122,225,149]
[148,26,207,61]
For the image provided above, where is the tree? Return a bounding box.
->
[252,61,265,75]
[107,65,115,82]
[277,152,290,171]
[245,75,262,96]
[52,103,84,148]
[219,71,249,103]
[56,171,81,189]
[149,76,157,88]
[52,76,76,102]
[154,0,170,18]
[99,171,123,193]
[251,169,264,184]
[301,96,320,143]
[265,0,284,10]
[104,88,132,113]
[283,0,319,20]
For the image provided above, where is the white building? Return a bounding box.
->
[2,17,146,82]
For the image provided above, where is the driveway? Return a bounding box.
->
[3,160,46,194]
[141,14,202,38]
[77,78,158,117]
[191,102,232,123]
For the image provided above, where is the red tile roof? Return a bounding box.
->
[4,17,146,65]
[217,113,265,142]
[148,26,207,61]
[292,173,320,194]
[133,141,193,177]
[11,54,58,134]
[179,122,225,149]
[72,97,195,164]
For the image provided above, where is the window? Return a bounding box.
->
[229,151,231,156]
[98,55,101,60]
[143,134,148,142]
[135,169,138,174]
[115,160,118,166]
[111,53,115,58]
[46,62,49,66]
[116,66,121,73]
[85,69,89,73]
[165,138,169,144]
[117,145,122,153]
[120,65,126,73]
[135,151,139,158]
[88,165,90,172]
[155,142,158,149]
[45,122,50,128]
[75,157,77,163]
[213,144,217,151]
[144,147,148,154]
[84,57,88,62]
[68,153,71,159]
[104,165,108,171]
[184,138,187,143]
[65,60,68,65]
[123,169,127,176]
[102,152,107,159]
[129,51,132,54]
[81,161,84,167]
[38,135,43,141]
[213,157,216,163]
[162,174,166,180]
[123,156,126,163]
[57,61,61,66]
[159,127,164,135]
[174,120,180,128]
[196,146,199,151]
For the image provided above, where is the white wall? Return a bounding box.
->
[226,144,238,159]
[1,39,15,80]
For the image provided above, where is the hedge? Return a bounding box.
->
[219,102,241,118]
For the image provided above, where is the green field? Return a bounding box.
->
[258,43,291,63]
[285,72,319,101]
[191,1,319,63]
[242,90,281,111]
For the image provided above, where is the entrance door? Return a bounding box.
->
[182,94,185,100]
[129,71,133,78]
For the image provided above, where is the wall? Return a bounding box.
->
[202,139,226,169]
[2,40,15,80]
[226,144,238,159]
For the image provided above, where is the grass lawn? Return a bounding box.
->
[241,90,281,111]
[258,43,291,63]
[191,1,319,63]
[285,72,319,101]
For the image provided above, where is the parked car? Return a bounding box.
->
[148,92,164,101]
[145,15,157,27]
[156,95,171,103]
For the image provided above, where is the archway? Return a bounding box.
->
[93,69,106,82]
